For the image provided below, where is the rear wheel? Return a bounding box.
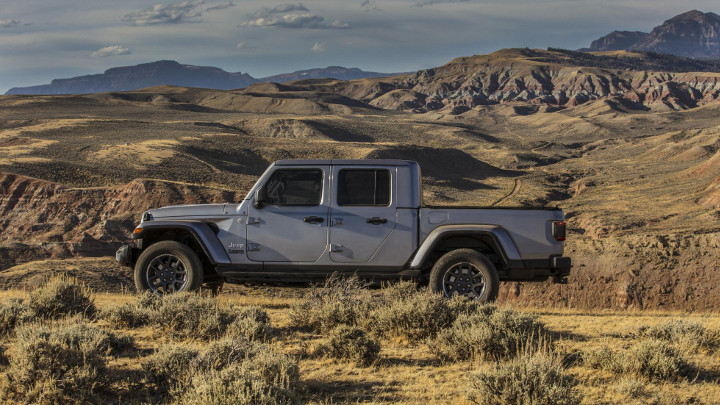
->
[134,241,203,294]
[429,249,499,302]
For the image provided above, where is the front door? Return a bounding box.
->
[329,166,397,263]
[246,166,329,262]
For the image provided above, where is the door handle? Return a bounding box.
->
[366,217,387,225]
[303,216,324,224]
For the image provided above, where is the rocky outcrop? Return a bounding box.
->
[0,173,242,269]
[499,233,720,311]
[327,49,720,112]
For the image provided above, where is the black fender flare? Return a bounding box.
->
[132,221,231,265]
[410,225,523,269]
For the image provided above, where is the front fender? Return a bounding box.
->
[133,221,231,265]
[410,225,522,269]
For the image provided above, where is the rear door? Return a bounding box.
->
[246,166,329,262]
[328,166,397,263]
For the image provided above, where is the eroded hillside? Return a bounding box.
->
[3,48,720,309]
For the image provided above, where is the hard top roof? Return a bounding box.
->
[274,159,416,166]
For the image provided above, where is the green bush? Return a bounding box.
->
[467,351,581,405]
[0,319,132,404]
[429,307,548,361]
[315,325,381,367]
[290,273,371,332]
[27,275,96,319]
[0,298,32,336]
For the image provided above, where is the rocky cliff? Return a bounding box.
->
[588,10,720,58]
[326,48,720,112]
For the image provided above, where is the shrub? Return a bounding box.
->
[144,338,299,402]
[623,339,689,381]
[290,273,372,332]
[315,325,381,367]
[614,377,647,399]
[582,345,624,374]
[151,292,234,340]
[0,298,32,336]
[467,351,581,405]
[183,363,296,405]
[99,304,151,328]
[368,289,457,342]
[193,338,253,372]
[429,308,548,361]
[583,339,690,381]
[637,320,720,352]
[0,319,130,403]
[226,306,273,341]
[27,275,96,319]
[142,345,199,396]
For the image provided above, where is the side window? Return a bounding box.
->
[337,169,391,206]
[264,169,323,206]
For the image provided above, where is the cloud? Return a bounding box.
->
[241,3,349,29]
[236,41,256,50]
[91,45,131,58]
[311,41,325,52]
[206,2,234,12]
[415,0,469,7]
[0,19,21,28]
[123,0,205,25]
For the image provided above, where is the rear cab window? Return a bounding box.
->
[337,169,391,206]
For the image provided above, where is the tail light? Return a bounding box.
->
[552,221,566,241]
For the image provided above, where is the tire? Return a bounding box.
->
[134,241,204,294]
[429,249,499,302]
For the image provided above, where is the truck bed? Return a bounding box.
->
[418,206,565,260]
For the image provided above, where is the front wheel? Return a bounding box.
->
[134,241,204,294]
[429,249,499,302]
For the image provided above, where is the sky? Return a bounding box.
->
[0,0,718,93]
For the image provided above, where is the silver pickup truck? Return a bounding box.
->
[116,159,570,302]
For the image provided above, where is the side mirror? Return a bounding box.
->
[253,186,266,209]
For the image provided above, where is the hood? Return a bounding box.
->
[146,203,227,219]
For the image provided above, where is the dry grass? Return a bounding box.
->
[0,284,718,404]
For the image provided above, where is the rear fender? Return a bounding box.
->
[410,225,522,269]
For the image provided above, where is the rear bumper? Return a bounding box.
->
[550,255,571,278]
[503,255,571,281]
[116,244,140,268]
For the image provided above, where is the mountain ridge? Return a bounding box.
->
[5,61,400,95]
[588,10,720,58]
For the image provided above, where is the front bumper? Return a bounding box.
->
[116,244,140,267]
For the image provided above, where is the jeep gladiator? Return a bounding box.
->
[116,159,571,301]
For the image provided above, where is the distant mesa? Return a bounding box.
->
[5,61,399,95]
[586,10,720,58]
